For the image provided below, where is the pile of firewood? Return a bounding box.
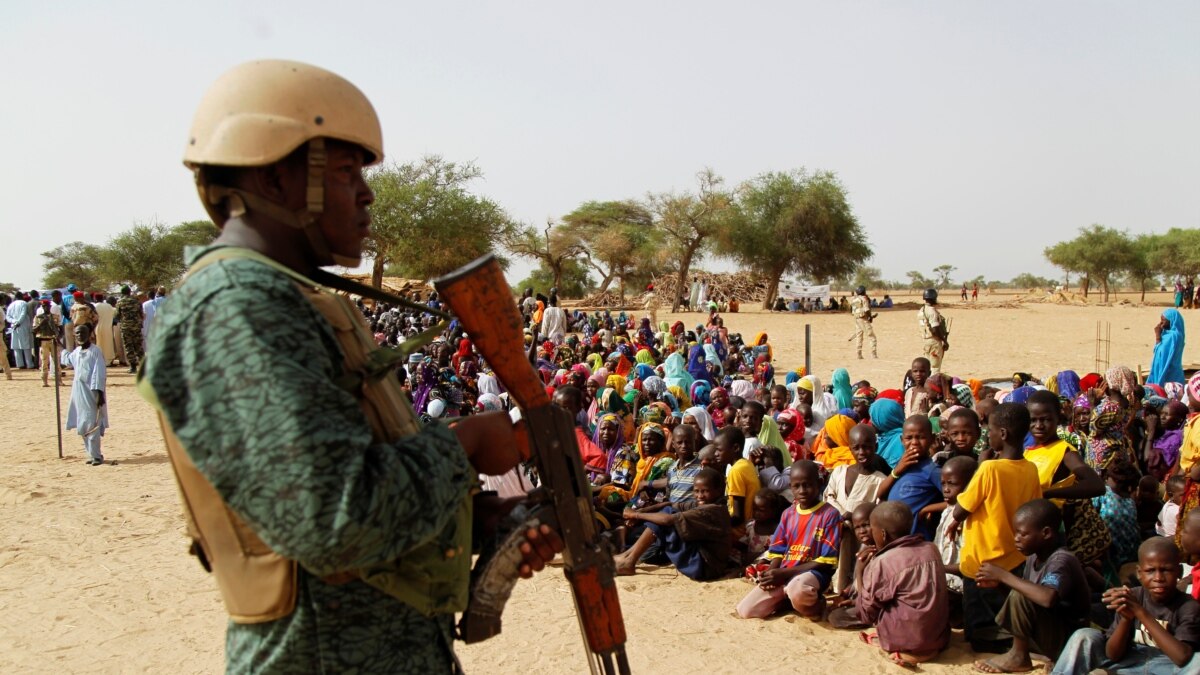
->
[649,270,770,305]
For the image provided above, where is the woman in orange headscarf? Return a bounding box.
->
[811,414,858,470]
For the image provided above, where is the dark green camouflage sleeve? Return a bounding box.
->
[146,257,473,577]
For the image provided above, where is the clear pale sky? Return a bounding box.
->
[3,1,1197,290]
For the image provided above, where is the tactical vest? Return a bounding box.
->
[140,247,471,624]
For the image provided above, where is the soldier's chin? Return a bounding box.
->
[330,254,361,268]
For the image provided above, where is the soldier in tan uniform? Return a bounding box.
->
[918,288,949,373]
[849,285,877,359]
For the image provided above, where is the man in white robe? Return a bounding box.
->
[6,294,35,368]
[65,324,109,465]
[93,296,117,364]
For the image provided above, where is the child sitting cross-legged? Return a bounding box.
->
[1051,537,1200,674]
[856,501,951,668]
[828,502,877,630]
[614,467,731,581]
[740,488,788,569]
[973,499,1091,673]
[736,460,841,620]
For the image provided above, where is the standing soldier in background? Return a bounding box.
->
[116,286,144,373]
[849,285,877,360]
[918,288,949,373]
[33,299,62,387]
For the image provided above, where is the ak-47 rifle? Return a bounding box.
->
[434,255,631,675]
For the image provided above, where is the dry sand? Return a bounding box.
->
[2,293,1197,673]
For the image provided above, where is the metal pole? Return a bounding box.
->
[53,337,63,459]
[804,324,811,375]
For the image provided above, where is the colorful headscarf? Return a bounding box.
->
[967,379,983,400]
[1079,373,1103,393]
[1072,393,1092,411]
[1013,372,1034,387]
[690,380,711,407]
[1165,382,1185,402]
[816,414,857,469]
[869,399,906,469]
[635,348,655,366]
[951,383,975,409]
[1187,372,1200,404]
[1104,365,1137,399]
[852,386,878,404]
[1056,371,1081,402]
[593,413,626,472]
[877,388,904,405]
[831,368,853,410]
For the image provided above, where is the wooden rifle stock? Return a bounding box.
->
[434,255,630,675]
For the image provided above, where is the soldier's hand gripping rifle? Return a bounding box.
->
[434,255,631,675]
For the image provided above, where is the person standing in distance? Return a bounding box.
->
[141,60,561,672]
[918,288,949,373]
[850,285,877,360]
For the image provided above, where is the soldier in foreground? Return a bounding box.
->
[141,60,560,672]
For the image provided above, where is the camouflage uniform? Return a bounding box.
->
[116,295,144,368]
[918,303,946,372]
[143,247,474,672]
[849,294,876,358]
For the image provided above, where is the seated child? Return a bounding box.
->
[715,426,760,539]
[1093,457,1142,584]
[736,461,841,620]
[933,408,982,466]
[614,468,732,581]
[856,501,950,667]
[1051,537,1200,674]
[1159,475,1186,538]
[1146,401,1188,481]
[879,415,944,541]
[697,444,718,470]
[741,488,787,569]
[825,424,888,593]
[828,502,877,629]
[637,425,703,504]
[973,499,1090,673]
[945,402,1042,654]
[1137,474,1165,541]
[935,456,977,610]
[1181,509,1200,599]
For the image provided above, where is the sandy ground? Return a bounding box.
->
[2,293,1197,673]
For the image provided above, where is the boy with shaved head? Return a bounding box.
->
[856,501,950,667]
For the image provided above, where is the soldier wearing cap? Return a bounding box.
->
[141,60,559,672]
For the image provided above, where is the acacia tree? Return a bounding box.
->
[648,169,736,311]
[933,264,956,289]
[504,221,586,292]
[365,156,517,286]
[103,219,219,290]
[1045,225,1137,302]
[42,241,111,291]
[906,270,933,292]
[720,169,871,309]
[560,200,662,300]
[1149,228,1200,282]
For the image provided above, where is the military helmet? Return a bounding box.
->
[923,288,939,303]
[184,60,383,267]
[855,285,867,296]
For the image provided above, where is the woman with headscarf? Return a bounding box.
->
[810,414,857,470]
[751,354,775,388]
[687,345,712,387]
[807,374,839,430]
[1149,309,1186,386]
[690,380,711,408]
[666,385,692,412]
[775,408,809,462]
[682,406,717,441]
[950,383,975,410]
[662,352,694,393]
[1012,372,1035,389]
[831,368,853,410]
[869,398,907,470]
[750,332,772,363]
[1086,365,1137,469]
[1055,371,1081,405]
[708,387,730,427]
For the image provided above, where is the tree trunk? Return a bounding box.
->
[671,243,699,312]
[762,274,782,310]
[551,260,564,292]
[371,256,385,289]
[1140,279,1147,302]
[1082,275,1090,298]
[618,277,625,303]
[1101,276,1110,303]
[595,272,614,294]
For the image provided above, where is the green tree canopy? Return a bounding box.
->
[365,156,517,285]
[933,264,956,288]
[560,200,663,300]
[514,258,595,299]
[102,219,219,291]
[42,241,110,291]
[1044,224,1137,302]
[720,169,871,308]
[648,168,737,311]
[1148,228,1200,280]
[504,222,586,294]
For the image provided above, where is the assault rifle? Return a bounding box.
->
[434,255,631,675]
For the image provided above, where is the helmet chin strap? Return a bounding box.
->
[205,138,360,268]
